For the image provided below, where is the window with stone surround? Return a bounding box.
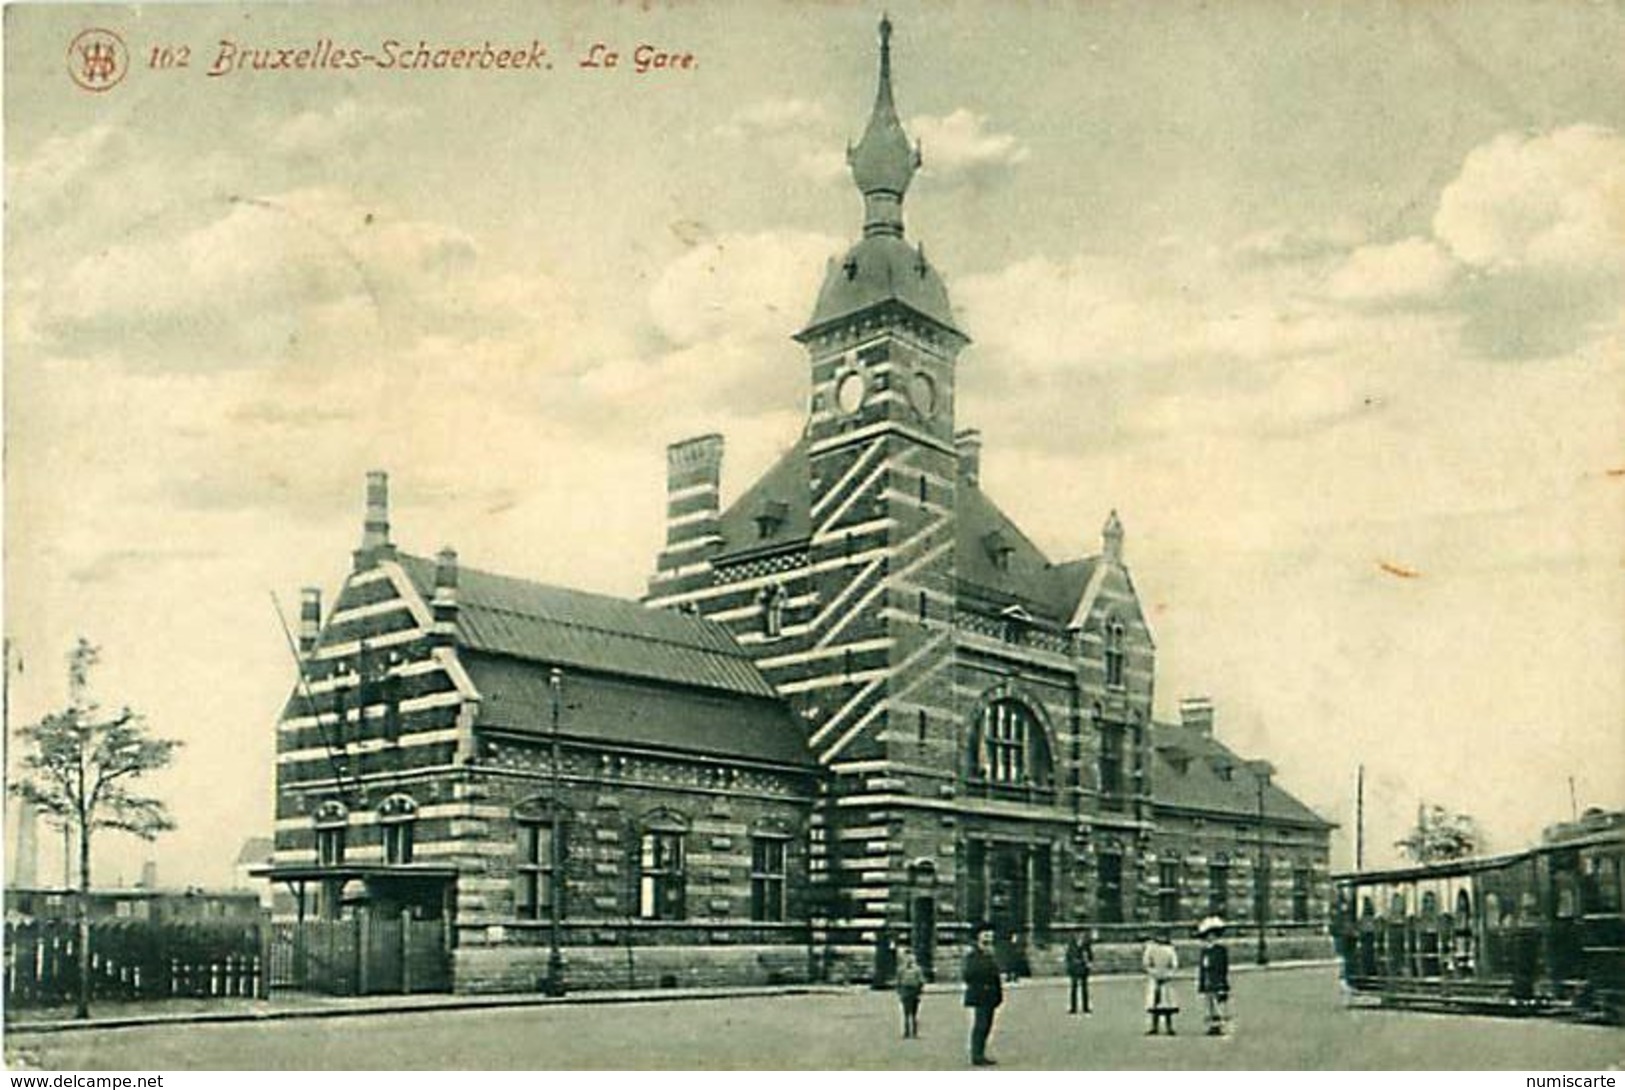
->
[970,698,1052,787]
[1104,618,1126,688]
[640,830,687,921]
[1099,718,1126,810]
[515,819,556,922]
[313,800,347,868]
[1293,866,1311,923]
[1208,859,1231,916]
[379,794,417,865]
[1158,859,1182,922]
[1096,850,1124,924]
[751,837,788,923]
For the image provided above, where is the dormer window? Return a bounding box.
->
[1000,604,1033,645]
[754,500,789,540]
[983,530,1014,572]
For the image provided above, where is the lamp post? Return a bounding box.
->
[547,666,566,996]
[1255,768,1270,966]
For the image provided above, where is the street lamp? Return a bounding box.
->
[547,666,566,996]
[1255,767,1270,966]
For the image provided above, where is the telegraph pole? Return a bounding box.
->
[547,667,566,996]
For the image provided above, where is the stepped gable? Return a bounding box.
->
[1149,719,1332,828]
[396,553,809,767]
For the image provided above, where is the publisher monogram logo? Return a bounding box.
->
[67,28,128,92]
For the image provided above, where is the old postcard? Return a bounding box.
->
[4,0,1622,1073]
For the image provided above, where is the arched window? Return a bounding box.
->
[313,800,348,868]
[378,794,417,865]
[1104,617,1126,688]
[969,698,1052,786]
[758,584,785,639]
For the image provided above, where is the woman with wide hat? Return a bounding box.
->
[1197,916,1231,1036]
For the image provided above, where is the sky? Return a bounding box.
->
[4,0,1622,890]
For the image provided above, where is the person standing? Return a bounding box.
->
[897,947,926,1039]
[1142,929,1180,1035]
[962,925,1004,1066]
[1065,930,1095,1015]
[1197,917,1230,1036]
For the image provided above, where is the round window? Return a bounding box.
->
[835,370,867,415]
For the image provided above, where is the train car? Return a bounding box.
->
[1333,813,1624,1023]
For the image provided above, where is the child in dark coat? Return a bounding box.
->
[1197,917,1231,1036]
[897,948,925,1038]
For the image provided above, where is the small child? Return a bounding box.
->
[1197,918,1231,1036]
[897,947,925,1038]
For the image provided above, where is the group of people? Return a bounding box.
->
[895,917,1235,1066]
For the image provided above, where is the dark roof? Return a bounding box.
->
[463,651,815,769]
[802,237,961,337]
[234,836,275,865]
[714,441,811,561]
[1149,721,1333,828]
[398,554,777,700]
[711,444,1095,624]
[954,482,1095,624]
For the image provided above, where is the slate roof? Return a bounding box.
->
[398,554,777,700]
[1149,720,1333,828]
[463,652,814,769]
[712,442,1096,624]
[802,237,961,337]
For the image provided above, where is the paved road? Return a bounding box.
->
[6,967,1622,1070]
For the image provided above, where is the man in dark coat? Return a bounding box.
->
[1197,917,1231,1036]
[962,925,1004,1066]
[1065,930,1095,1014]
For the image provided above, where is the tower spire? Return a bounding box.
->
[847,14,918,238]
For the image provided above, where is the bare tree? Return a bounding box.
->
[1395,803,1482,864]
[10,638,180,1019]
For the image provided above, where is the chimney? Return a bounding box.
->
[138,860,158,890]
[955,429,982,487]
[354,470,395,569]
[663,434,724,550]
[12,802,38,888]
[298,587,322,657]
[1102,509,1124,565]
[1179,696,1214,737]
[432,546,460,647]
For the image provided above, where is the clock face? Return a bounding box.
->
[907,370,937,419]
[835,369,867,415]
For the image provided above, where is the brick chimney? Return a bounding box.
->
[1179,696,1214,737]
[431,546,460,647]
[663,434,724,551]
[298,587,322,657]
[955,429,982,487]
[354,470,396,569]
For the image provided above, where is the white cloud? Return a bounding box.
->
[646,230,839,347]
[1326,237,1457,307]
[909,109,1029,183]
[1434,125,1625,276]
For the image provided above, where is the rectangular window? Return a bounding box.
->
[640,831,686,921]
[1097,852,1123,924]
[516,821,555,921]
[965,839,987,924]
[750,837,787,923]
[1208,862,1230,916]
[316,826,346,868]
[1293,867,1311,923]
[382,821,414,865]
[1158,860,1181,922]
[1099,722,1124,809]
[1033,848,1054,940]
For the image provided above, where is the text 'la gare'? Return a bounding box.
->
[579,42,697,74]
